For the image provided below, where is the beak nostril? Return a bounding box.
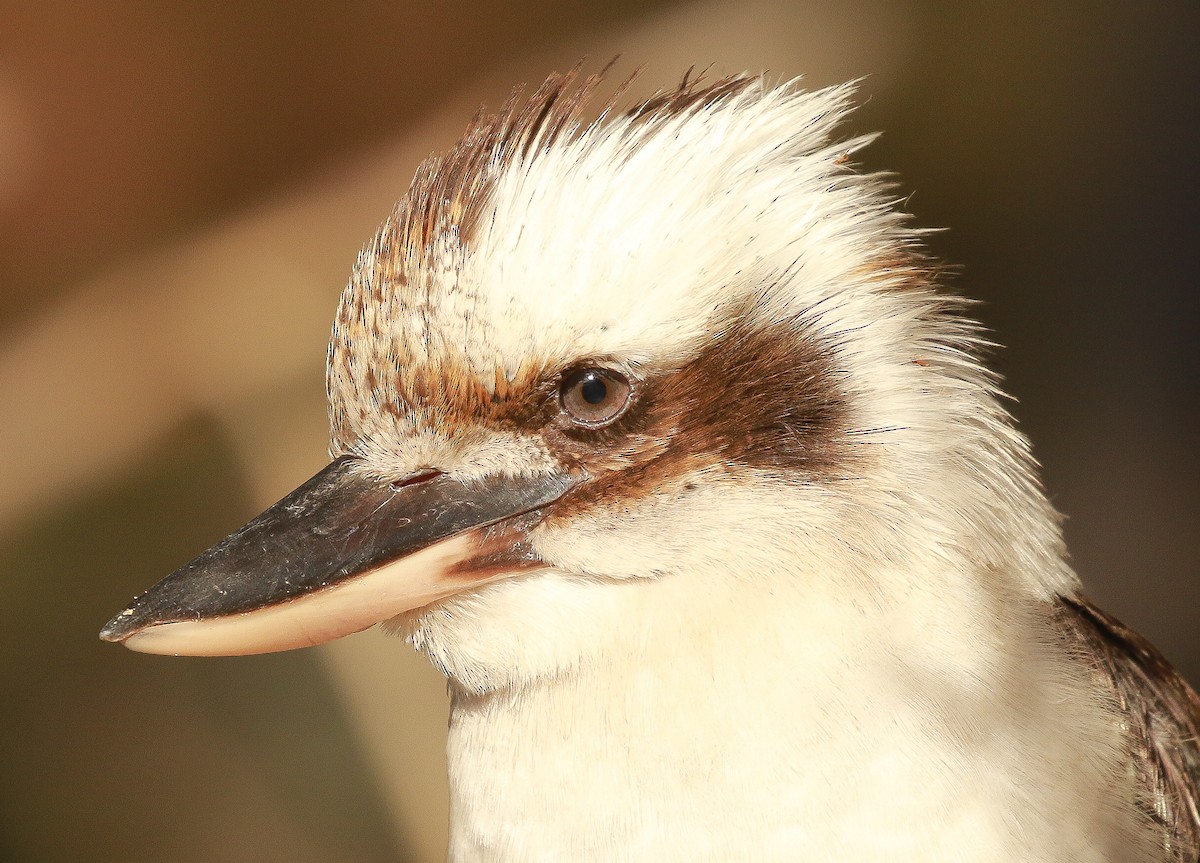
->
[390,469,445,491]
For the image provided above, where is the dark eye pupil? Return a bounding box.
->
[559,366,632,427]
[580,375,608,404]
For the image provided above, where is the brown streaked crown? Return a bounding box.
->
[327,67,768,453]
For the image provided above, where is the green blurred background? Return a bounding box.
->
[1,2,1197,860]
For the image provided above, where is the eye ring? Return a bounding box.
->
[559,367,633,428]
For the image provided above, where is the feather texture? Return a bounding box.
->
[1057,594,1200,861]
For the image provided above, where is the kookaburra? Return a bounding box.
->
[101,69,1199,861]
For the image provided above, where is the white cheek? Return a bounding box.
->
[391,477,826,693]
[531,470,842,583]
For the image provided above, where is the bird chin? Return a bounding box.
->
[378,569,553,692]
[379,564,663,695]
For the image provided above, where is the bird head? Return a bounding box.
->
[101,70,1072,692]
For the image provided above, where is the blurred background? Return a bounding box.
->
[1,1,1197,860]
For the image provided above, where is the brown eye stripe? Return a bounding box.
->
[330,294,848,516]
[541,318,850,517]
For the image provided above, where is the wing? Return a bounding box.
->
[1056,594,1200,861]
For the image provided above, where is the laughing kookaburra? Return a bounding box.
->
[101,69,1200,862]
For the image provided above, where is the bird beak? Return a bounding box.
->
[99,456,582,656]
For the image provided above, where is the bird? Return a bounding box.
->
[101,67,1199,861]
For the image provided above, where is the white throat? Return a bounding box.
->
[411,518,1149,862]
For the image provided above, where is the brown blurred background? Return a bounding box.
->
[1,2,1197,860]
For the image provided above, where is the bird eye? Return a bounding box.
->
[559,367,632,427]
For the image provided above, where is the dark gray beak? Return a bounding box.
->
[100,456,581,656]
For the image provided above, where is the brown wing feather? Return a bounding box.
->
[1057,594,1200,861]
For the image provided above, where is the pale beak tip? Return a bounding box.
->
[99,607,141,644]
